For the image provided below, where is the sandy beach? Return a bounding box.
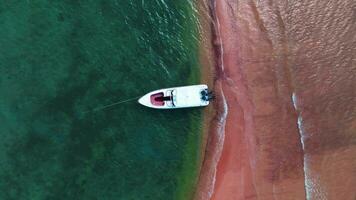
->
[196,0,356,199]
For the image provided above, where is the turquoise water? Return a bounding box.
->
[0,1,202,199]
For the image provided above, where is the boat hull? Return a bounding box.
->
[138,84,209,109]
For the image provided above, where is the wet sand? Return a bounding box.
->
[196,0,356,199]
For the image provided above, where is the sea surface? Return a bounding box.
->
[0,1,203,199]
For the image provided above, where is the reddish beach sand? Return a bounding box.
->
[196,0,356,200]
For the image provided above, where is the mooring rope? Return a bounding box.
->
[82,96,141,114]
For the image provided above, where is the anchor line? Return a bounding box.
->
[83,96,141,114]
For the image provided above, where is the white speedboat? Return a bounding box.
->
[138,84,212,109]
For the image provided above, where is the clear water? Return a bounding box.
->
[0,1,202,199]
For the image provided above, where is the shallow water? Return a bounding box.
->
[197,0,356,199]
[0,1,203,199]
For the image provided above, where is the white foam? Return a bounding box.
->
[292,92,313,200]
[215,13,224,72]
[204,1,228,199]
[206,85,228,200]
[292,92,298,110]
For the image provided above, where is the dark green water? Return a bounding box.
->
[0,1,202,199]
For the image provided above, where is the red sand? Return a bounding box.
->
[196,0,356,200]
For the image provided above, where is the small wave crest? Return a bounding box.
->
[206,83,228,199]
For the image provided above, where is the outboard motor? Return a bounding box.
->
[201,89,214,101]
[207,91,215,100]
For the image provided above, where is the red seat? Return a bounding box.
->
[150,92,165,106]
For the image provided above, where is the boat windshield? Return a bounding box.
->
[165,90,176,107]
[171,90,175,106]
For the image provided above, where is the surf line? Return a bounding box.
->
[82,96,140,114]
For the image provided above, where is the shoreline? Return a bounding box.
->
[195,0,305,199]
[194,0,230,199]
[195,0,356,199]
[195,1,305,199]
